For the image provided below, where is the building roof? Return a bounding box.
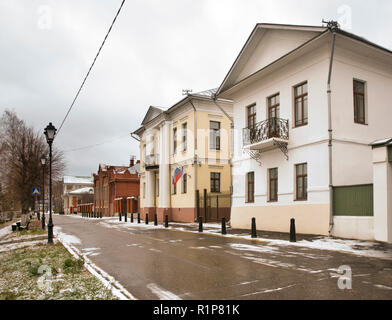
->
[63,176,93,185]
[369,138,392,148]
[216,23,392,97]
[133,87,232,136]
[69,187,94,195]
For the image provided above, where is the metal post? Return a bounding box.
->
[41,163,45,229]
[119,211,121,222]
[131,212,134,223]
[221,217,226,235]
[154,213,158,226]
[164,214,168,228]
[145,213,149,225]
[290,218,296,242]
[137,213,140,224]
[196,190,200,221]
[123,198,127,222]
[251,217,257,238]
[203,188,207,223]
[47,143,53,244]
[216,195,219,222]
[198,216,203,232]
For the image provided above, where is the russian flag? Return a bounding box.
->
[172,167,183,186]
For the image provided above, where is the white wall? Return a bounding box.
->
[332,216,374,240]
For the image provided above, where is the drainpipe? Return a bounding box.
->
[189,98,198,220]
[327,23,338,235]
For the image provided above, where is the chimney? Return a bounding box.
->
[130,155,135,167]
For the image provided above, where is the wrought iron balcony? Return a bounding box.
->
[243,118,289,147]
[144,154,160,170]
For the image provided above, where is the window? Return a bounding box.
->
[353,80,366,124]
[182,174,187,194]
[296,163,307,200]
[269,168,278,202]
[294,82,308,127]
[210,172,221,193]
[173,128,177,154]
[247,104,256,129]
[182,122,187,151]
[210,121,221,150]
[268,94,280,137]
[246,172,254,203]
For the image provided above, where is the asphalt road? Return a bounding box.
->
[53,215,392,300]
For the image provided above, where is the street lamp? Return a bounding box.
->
[40,155,46,229]
[44,122,57,244]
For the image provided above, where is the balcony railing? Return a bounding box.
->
[243,118,289,146]
[144,154,159,168]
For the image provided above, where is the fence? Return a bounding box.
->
[196,189,231,222]
[333,184,373,216]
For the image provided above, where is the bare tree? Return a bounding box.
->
[0,110,66,223]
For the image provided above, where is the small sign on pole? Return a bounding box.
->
[32,187,40,196]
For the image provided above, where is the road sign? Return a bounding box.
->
[32,187,40,196]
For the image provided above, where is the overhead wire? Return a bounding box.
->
[55,0,126,138]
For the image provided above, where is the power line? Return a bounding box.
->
[63,133,130,153]
[56,0,126,138]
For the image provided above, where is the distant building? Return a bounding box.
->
[93,157,140,217]
[63,176,94,214]
[133,89,233,223]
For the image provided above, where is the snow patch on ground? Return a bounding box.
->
[0,239,47,252]
[0,225,13,240]
[147,283,182,300]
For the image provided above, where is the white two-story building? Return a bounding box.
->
[216,22,392,241]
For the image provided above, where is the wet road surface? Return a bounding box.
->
[53,215,392,300]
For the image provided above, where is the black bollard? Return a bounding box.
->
[119,212,122,222]
[137,213,140,224]
[221,217,226,235]
[290,218,296,242]
[124,212,127,222]
[198,216,203,232]
[164,215,168,228]
[145,213,149,224]
[154,213,158,226]
[251,217,257,238]
[131,213,134,223]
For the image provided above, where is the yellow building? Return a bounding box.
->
[133,89,233,222]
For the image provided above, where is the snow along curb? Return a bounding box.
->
[54,227,137,300]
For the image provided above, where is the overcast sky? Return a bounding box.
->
[0,0,391,176]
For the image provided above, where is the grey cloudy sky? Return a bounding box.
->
[0,0,391,176]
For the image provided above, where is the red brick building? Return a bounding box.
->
[93,158,140,217]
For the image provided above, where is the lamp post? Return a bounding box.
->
[40,155,46,229]
[44,122,57,244]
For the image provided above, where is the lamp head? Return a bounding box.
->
[44,122,57,144]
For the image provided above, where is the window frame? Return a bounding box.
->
[247,104,256,129]
[210,172,221,193]
[209,121,221,151]
[353,79,366,125]
[268,168,278,202]
[173,127,177,154]
[295,163,308,201]
[293,81,308,128]
[246,171,255,203]
[182,122,187,152]
[182,173,187,194]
